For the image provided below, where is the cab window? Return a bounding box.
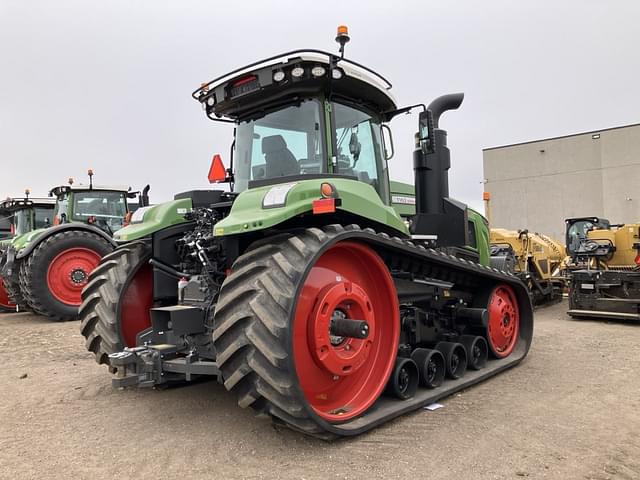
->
[234,99,325,191]
[72,191,128,232]
[467,220,478,249]
[332,102,389,203]
[34,207,53,229]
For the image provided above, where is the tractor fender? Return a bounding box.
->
[213,178,409,237]
[15,223,117,260]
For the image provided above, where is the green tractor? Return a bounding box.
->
[79,29,533,438]
[0,192,56,311]
[1,172,149,319]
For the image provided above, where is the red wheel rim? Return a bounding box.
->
[292,241,399,422]
[0,277,15,309]
[46,248,102,306]
[486,285,520,358]
[118,263,153,347]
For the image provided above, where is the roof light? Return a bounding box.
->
[291,66,305,78]
[337,25,349,36]
[331,68,343,80]
[232,75,257,87]
[273,70,285,82]
[206,96,215,106]
[311,66,326,77]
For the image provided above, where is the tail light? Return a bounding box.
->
[635,253,640,266]
[53,216,59,226]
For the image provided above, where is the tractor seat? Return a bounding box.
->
[262,135,300,178]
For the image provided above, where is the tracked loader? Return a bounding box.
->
[79,28,533,438]
[490,228,566,306]
[565,217,640,321]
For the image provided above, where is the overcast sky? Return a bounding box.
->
[1,0,638,211]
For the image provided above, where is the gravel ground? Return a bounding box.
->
[1,300,639,480]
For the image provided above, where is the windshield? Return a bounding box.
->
[234,99,325,192]
[34,207,53,229]
[72,191,128,232]
[332,102,389,203]
[567,220,596,254]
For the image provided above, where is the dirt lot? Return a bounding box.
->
[1,301,639,480]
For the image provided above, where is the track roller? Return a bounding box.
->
[459,335,488,370]
[435,341,467,379]
[384,357,419,400]
[411,348,445,388]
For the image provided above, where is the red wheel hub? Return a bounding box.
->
[308,281,375,377]
[0,277,15,309]
[293,241,399,422]
[46,248,102,306]
[118,264,152,347]
[486,285,520,358]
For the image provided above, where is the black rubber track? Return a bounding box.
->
[20,230,113,321]
[212,224,534,439]
[79,241,151,368]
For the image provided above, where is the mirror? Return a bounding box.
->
[418,111,430,141]
[380,124,394,160]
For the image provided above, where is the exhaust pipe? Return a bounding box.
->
[411,93,468,247]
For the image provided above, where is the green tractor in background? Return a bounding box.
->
[79,28,532,438]
[1,172,149,319]
[0,192,55,311]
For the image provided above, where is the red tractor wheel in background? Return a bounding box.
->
[0,277,16,312]
[19,230,113,321]
[484,284,520,358]
[80,242,153,367]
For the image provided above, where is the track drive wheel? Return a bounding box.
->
[483,284,520,358]
[79,241,153,367]
[0,277,16,312]
[20,231,113,320]
[213,226,400,437]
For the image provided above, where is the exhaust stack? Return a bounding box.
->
[411,93,469,247]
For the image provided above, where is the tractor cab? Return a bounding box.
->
[565,216,613,260]
[195,29,470,249]
[0,196,55,238]
[194,45,396,204]
[49,184,132,234]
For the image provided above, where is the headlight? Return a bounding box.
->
[331,68,343,80]
[273,70,285,82]
[291,67,305,78]
[311,66,326,77]
[263,183,297,208]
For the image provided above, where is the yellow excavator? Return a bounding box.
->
[565,217,640,321]
[490,228,566,306]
